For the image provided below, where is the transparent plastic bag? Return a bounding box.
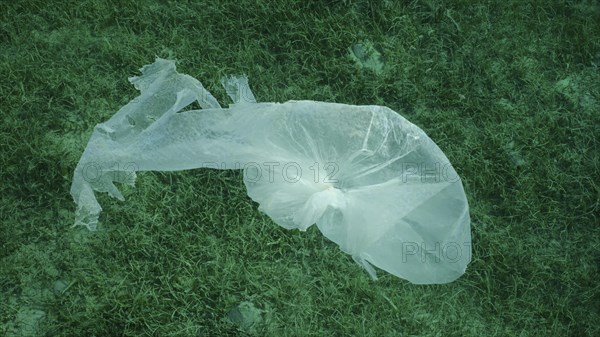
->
[71,58,471,284]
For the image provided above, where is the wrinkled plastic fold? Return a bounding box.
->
[71,58,471,284]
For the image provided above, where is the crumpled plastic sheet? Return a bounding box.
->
[71,58,471,284]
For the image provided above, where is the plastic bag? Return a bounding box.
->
[71,58,471,284]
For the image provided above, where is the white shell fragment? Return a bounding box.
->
[71,59,471,284]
